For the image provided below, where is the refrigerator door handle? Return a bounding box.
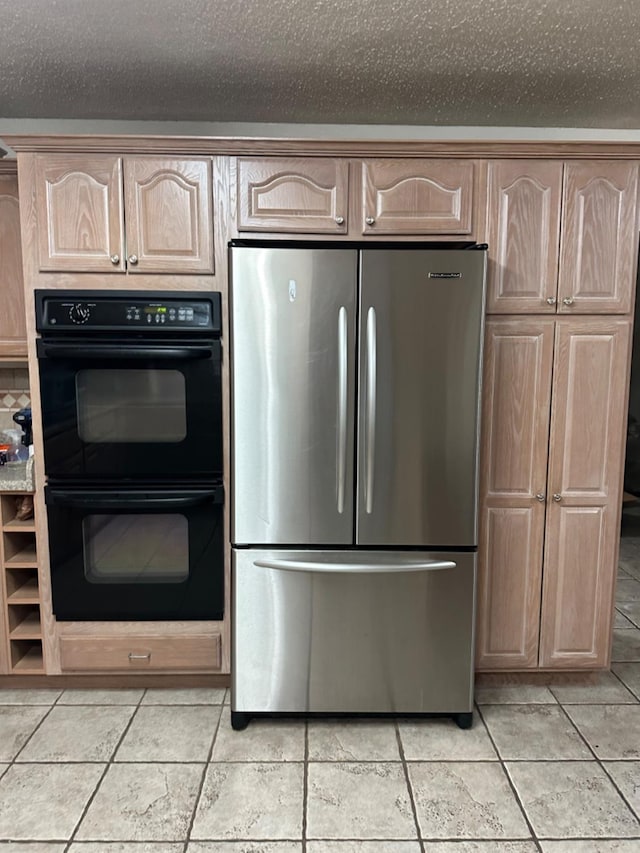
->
[253,558,456,574]
[337,306,348,514]
[365,306,377,514]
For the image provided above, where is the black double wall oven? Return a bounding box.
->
[36,290,224,622]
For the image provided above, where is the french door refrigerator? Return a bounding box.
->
[230,242,487,729]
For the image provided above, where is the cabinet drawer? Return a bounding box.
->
[59,634,221,672]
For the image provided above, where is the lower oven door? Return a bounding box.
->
[37,338,222,481]
[46,486,224,621]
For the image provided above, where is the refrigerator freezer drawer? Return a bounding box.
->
[232,548,475,714]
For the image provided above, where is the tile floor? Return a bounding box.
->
[0,538,639,851]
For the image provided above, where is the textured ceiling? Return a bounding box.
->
[0,0,639,127]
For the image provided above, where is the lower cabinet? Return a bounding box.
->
[477,316,631,670]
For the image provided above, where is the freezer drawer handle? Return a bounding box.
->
[253,558,456,574]
[365,306,377,514]
[337,306,348,514]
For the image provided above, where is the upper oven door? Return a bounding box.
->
[37,339,222,482]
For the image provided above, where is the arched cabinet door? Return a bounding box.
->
[485,160,563,314]
[35,155,125,272]
[558,161,639,314]
[123,158,213,274]
[0,175,27,355]
[360,159,474,235]
[237,157,349,234]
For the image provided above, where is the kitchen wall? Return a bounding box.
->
[0,367,30,432]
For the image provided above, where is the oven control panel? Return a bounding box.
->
[36,292,222,334]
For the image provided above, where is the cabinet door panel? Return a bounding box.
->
[361,159,474,234]
[237,157,349,233]
[476,319,554,669]
[486,160,562,313]
[558,162,639,313]
[540,318,631,667]
[35,155,124,272]
[124,158,213,274]
[0,176,27,356]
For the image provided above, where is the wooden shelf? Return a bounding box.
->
[7,577,40,604]
[11,644,44,674]
[3,518,36,533]
[9,611,41,640]
[5,543,37,567]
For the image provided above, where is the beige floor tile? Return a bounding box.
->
[192,762,303,840]
[507,761,639,838]
[480,704,591,760]
[422,845,538,852]
[399,716,496,760]
[549,670,637,704]
[0,845,67,852]
[616,578,640,603]
[17,705,134,762]
[474,685,557,704]
[0,706,49,761]
[307,762,416,840]
[212,707,305,761]
[76,763,203,841]
[565,705,640,759]
[618,600,640,628]
[115,704,221,762]
[409,762,530,839]
[58,689,144,705]
[188,844,302,852]
[141,687,227,705]
[307,844,420,852]
[0,689,62,705]
[616,609,636,628]
[603,761,640,818]
[308,718,400,761]
[0,763,105,840]
[540,843,640,852]
[69,845,183,852]
[612,628,640,661]
[612,662,640,698]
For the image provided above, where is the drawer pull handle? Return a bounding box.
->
[128,653,151,661]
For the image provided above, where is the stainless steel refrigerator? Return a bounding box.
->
[230,242,487,729]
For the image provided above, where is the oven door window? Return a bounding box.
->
[76,369,187,443]
[83,513,189,583]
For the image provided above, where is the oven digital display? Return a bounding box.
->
[144,306,168,314]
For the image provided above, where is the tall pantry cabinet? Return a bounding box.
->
[477,160,638,669]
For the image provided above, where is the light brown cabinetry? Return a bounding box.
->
[477,317,631,670]
[486,160,639,315]
[35,155,213,274]
[0,172,27,357]
[0,493,44,674]
[236,156,475,236]
[59,632,221,672]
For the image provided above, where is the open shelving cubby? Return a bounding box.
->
[1,493,44,674]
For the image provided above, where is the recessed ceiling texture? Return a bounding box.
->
[0,0,639,127]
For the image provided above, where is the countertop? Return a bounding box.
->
[0,458,35,492]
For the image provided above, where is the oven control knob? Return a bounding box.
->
[69,303,91,324]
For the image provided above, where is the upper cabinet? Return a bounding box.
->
[486,160,639,314]
[35,155,213,274]
[236,157,476,237]
[0,172,27,356]
[237,157,349,234]
[360,159,473,235]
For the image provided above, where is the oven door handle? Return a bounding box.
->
[38,343,214,360]
[45,490,224,510]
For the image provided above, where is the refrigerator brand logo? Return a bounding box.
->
[428,272,463,279]
[288,280,297,302]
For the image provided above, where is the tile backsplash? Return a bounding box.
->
[0,367,30,432]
